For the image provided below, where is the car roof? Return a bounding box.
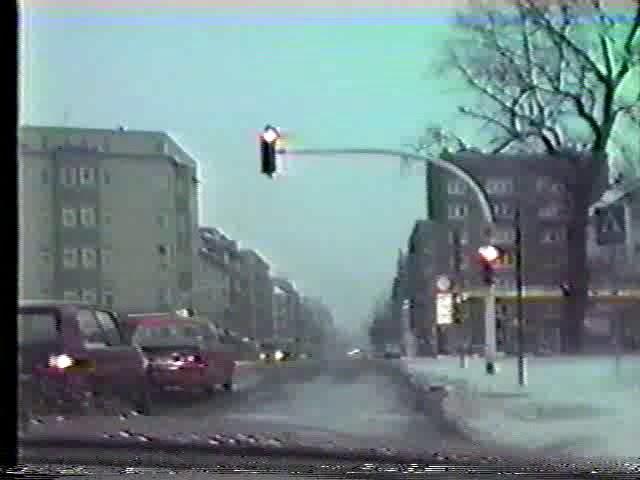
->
[19,299,93,309]
[124,314,212,329]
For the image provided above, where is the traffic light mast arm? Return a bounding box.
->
[278,147,495,224]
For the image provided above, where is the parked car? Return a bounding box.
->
[123,314,236,395]
[18,300,153,432]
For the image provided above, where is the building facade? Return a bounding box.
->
[236,249,273,341]
[427,151,586,354]
[194,227,236,328]
[18,125,200,313]
[272,277,301,341]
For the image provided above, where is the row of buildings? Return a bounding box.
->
[18,125,335,346]
[371,151,640,356]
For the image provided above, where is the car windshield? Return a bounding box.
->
[17,0,640,474]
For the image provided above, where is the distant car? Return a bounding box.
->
[18,300,153,432]
[123,314,236,395]
[383,345,403,359]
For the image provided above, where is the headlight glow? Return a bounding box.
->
[259,352,267,360]
[274,350,285,361]
[48,354,74,369]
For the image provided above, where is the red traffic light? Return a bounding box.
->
[478,245,501,263]
[262,125,280,144]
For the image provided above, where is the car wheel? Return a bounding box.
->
[222,378,233,392]
[130,376,154,415]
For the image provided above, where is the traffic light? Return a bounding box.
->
[452,293,465,325]
[260,125,280,177]
[477,245,503,285]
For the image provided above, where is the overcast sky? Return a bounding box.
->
[19,2,504,336]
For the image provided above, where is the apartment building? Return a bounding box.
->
[194,227,236,328]
[18,125,200,313]
[272,277,301,341]
[428,151,586,354]
[236,249,273,341]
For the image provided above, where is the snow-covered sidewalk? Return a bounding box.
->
[400,355,640,460]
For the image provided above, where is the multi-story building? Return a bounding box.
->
[587,177,640,350]
[272,277,301,341]
[389,250,409,351]
[299,296,335,357]
[427,151,583,354]
[405,219,448,356]
[194,227,237,328]
[236,249,273,341]
[18,125,200,313]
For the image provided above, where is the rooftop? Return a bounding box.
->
[19,124,197,168]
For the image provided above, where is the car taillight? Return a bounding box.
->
[48,354,74,369]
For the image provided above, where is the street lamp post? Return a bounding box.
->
[271,142,498,369]
[514,206,527,386]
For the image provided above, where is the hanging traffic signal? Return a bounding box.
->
[477,245,503,285]
[260,125,280,177]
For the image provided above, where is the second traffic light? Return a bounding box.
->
[260,125,280,178]
[477,245,504,285]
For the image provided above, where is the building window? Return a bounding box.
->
[62,208,77,227]
[39,247,51,264]
[63,289,81,300]
[81,248,97,269]
[447,180,466,195]
[448,204,468,219]
[542,228,566,243]
[60,167,77,186]
[536,176,551,192]
[79,167,95,185]
[158,287,172,307]
[177,213,188,233]
[41,169,49,185]
[157,244,168,256]
[550,183,565,193]
[103,213,112,225]
[80,207,96,227]
[494,202,514,218]
[486,178,514,195]
[179,272,192,291]
[103,170,111,185]
[157,214,168,228]
[63,248,78,269]
[100,248,112,267]
[102,291,114,307]
[81,288,98,304]
[494,228,515,243]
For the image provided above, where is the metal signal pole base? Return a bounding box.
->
[485,284,498,376]
[517,354,528,386]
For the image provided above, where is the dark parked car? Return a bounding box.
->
[123,314,236,394]
[18,300,153,432]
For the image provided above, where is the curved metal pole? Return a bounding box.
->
[279,148,495,224]
[279,146,498,374]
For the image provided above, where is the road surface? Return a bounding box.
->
[20,359,525,465]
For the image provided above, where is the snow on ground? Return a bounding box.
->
[400,355,640,460]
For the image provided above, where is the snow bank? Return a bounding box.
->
[401,355,640,460]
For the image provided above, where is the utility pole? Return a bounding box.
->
[515,206,527,386]
[452,229,468,368]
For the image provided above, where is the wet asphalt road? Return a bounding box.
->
[19,359,508,465]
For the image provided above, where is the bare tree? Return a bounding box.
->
[418,0,639,353]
